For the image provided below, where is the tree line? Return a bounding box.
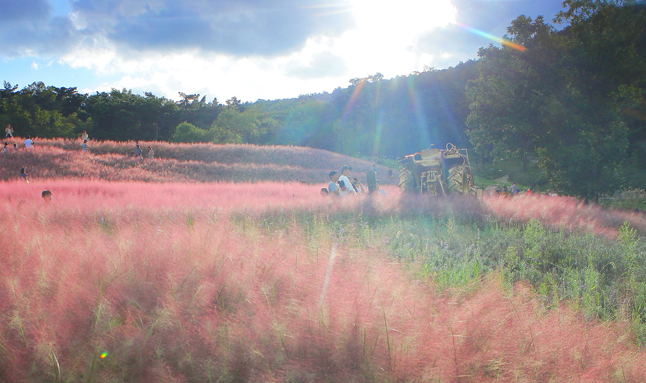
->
[1,0,645,199]
[0,64,475,157]
[467,0,646,200]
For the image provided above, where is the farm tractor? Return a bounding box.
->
[398,143,482,198]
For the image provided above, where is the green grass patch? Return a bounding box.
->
[246,205,646,344]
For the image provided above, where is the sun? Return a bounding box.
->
[348,0,456,45]
[326,0,456,77]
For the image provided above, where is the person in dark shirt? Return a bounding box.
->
[367,164,377,194]
[20,168,29,183]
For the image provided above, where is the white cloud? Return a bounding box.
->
[1,0,568,101]
[53,0,459,101]
[31,62,39,70]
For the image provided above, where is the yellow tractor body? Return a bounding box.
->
[398,144,481,198]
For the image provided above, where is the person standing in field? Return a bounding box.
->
[5,124,13,139]
[2,142,7,154]
[338,165,357,197]
[135,144,142,159]
[24,136,34,149]
[147,146,154,159]
[328,170,340,197]
[20,168,29,183]
[81,130,89,142]
[82,140,89,152]
[367,164,377,194]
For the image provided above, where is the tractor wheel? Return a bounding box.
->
[446,165,467,195]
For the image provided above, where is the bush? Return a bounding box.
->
[171,121,215,143]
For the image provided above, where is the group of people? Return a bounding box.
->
[17,167,51,202]
[4,124,159,203]
[496,183,560,197]
[133,143,155,159]
[321,164,386,197]
[4,125,156,159]
[4,124,35,151]
[5,124,35,149]
[497,182,521,195]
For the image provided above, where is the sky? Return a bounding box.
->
[0,0,566,102]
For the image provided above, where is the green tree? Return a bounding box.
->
[211,108,256,144]
[467,16,559,171]
[85,89,179,141]
[466,7,641,199]
[171,121,215,143]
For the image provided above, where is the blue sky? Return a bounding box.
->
[0,0,566,102]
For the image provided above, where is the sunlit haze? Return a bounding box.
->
[0,0,565,101]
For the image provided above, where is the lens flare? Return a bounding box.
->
[457,22,526,52]
[340,79,367,125]
[406,77,433,147]
[100,352,108,359]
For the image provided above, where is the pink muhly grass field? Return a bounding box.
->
[3,138,395,184]
[484,193,646,237]
[0,181,645,381]
[0,179,399,214]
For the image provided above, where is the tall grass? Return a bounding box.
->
[1,137,395,184]
[1,180,646,381]
[248,192,646,345]
[484,193,646,238]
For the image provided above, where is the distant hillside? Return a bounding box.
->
[0,62,477,158]
[0,137,396,184]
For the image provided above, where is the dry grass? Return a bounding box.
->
[0,137,395,184]
[0,180,645,382]
[484,193,646,237]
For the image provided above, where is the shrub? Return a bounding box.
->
[171,121,215,143]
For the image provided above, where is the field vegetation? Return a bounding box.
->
[2,180,646,382]
[0,138,393,184]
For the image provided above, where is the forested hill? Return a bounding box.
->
[254,62,478,157]
[0,61,477,158]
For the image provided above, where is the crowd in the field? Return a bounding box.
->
[321,163,392,198]
[4,123,164,202]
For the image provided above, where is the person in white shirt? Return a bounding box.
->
[5,124,13,138]
[338,165,357,197]
[24,136,34,148]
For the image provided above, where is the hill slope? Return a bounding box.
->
[1,138,396,184]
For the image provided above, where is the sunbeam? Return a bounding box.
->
[340,79,366,125]
[430,85,462,147]
[407,76,433,148]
